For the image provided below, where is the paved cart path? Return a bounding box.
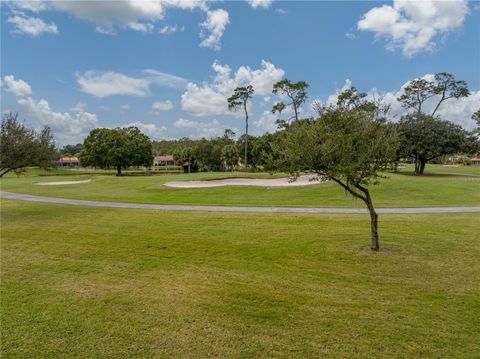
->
[2,191,480,214]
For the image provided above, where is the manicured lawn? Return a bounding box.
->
[1,167,479,207]
[1,199,479,357]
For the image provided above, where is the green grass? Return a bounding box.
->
[2,166,479,207]
[1,199,479,357]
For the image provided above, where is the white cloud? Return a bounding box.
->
[2,75,33,97]
[76,69,187,98]
[254,110,278,133]
[200,9,229,50]
[152,100,173,111]
[7,13,58,36]
[143,69,188,89]
[123,121,166,140]
[120,104,130,110]
[274,8,287,15]
[357,0,469,57]
[159,24,184,34]
[174,118,236,139]
[127,22,154,33]
[248,0,274,9]
[7,1,220,49]
[77,71,151,98]
[181,60,285,116]
[18,96,98,144]
[4,74,98,144]
[326,76,479,130]
[174,118,199,128]
[71,102,86,113]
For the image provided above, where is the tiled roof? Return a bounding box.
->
[58,156,79,162]
[154,155,174,161]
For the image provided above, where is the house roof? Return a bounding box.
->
[154,155,174,161]
[58,156,79,162]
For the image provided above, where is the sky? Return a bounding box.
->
[1,0,479,145]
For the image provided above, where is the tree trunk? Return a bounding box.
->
[355,184,379,251]
[415,159,426,175]
[116,165,122,176]
[188,161,191,173]
[364,191,379,251]
[244,102,248,170]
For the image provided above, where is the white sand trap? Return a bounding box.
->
[35,179,92,186]
[164,175,323,188]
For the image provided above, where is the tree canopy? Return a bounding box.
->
[272,79,309,122]
[79,127,152,175]
[271,92,398,251]
[397,113,474,174]
[0,112,56,177]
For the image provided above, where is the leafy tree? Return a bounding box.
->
[272,93,398,251]
[397,73,469,115]
[397,113,473,175]
[173,146,195,173]
[431,73,470,116]
[228,85,254,169]
[221,144,239,171]
[0,112,56,177]
[236,134,257,168]
[59,143,83,156]
[272,79,309,121]
[79,127,152,175]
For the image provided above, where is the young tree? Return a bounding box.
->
[79,127,152,175]
[228,85,254,169]
[397,73,469,116]
[272,92,398,251]
[221,144,239,171]
[0,112,56,177]
[397,113,473,175]
[272,79,309,122]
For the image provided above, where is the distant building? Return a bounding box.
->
[57,156,79,166]
[471,158,480,166]
[153,155,175,166]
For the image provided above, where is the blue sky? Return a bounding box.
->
[1,0,479,145]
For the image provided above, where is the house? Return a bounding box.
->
[57,156,79,166]
[153,155,175,166]
[471,158,480,166]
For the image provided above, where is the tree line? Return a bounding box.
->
[2,72,479,251]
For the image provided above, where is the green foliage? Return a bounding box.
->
[221,144,239,171]
[228,85,255,168]
[0,112,56,177]
[397,113,473,174]
[58,143,83,157]
[397,72,470,115]
[272,79,309,121]
[79,127,152,175]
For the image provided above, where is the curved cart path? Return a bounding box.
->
[2,191,480,214]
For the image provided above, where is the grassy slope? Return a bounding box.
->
[1,199,479,358]
[1,166,480,207]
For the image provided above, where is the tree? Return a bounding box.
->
[0,112,56,177]
[59,143,83,156]
[397,113,472,175]
[79,127,152,175]
[173,146,195,173]
[272,93,398,251]
[473,109,480,136]
[221,144,239,171]
[228,85,254,169]
[397,73,469,116]
[272,79,309,122]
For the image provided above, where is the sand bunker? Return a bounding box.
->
[164,175,322,188]
[35,179,92,186]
